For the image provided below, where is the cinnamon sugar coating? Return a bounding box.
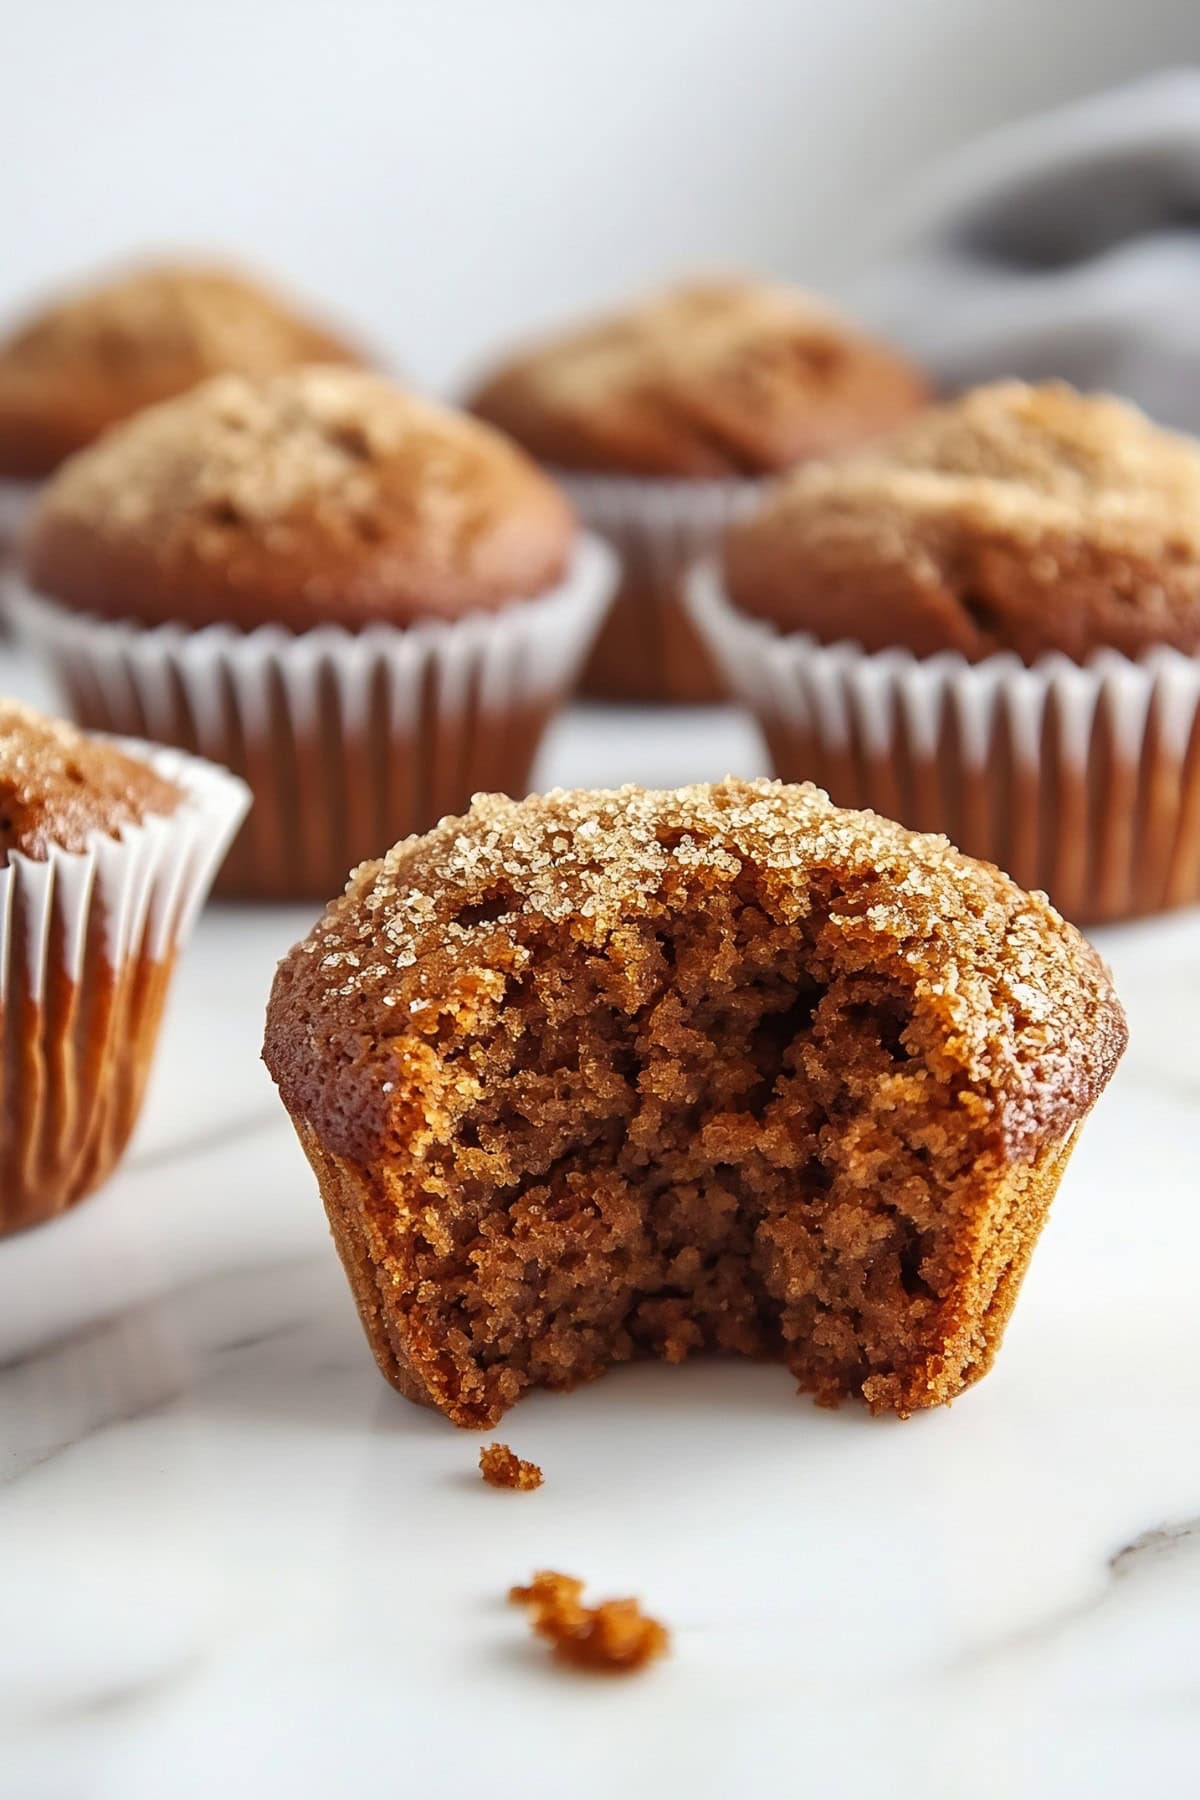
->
[264,779,1126,1425]
[724,379,1200,663]
[469,279,928,477]
[24,367,577,631]
[479,1443,543,1490]
[0,260,362,479]
[0,700,181,864]
[509,1572,669,1672]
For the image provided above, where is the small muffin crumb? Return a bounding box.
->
[509,1571,669,1673]
[479,1443,543,1491]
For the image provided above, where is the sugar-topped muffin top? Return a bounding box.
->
[469,279,929,477]
[24,367,577,631]
[264,777,1126,1167]
[0,259,363,479]
[0,700,181,863]
[723,380,1200,663]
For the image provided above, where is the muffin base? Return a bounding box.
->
[289,1112,1082,1425]
[560,475,762,703]
[11,536,614,901]
[689,561,1200,925]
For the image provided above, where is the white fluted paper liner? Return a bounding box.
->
[687,557,1200,922]
[0,740,249,1003]
[10,533,615,898]
[0,480,39,637]
[0,478,38,555]
[556,473,765,700]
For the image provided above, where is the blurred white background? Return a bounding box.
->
[3,0,1199,389]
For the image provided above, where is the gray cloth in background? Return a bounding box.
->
[853,71,1200,430]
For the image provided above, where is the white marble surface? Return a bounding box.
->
[2,648,1199,1800]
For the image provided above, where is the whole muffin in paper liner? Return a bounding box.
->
[469,278,930,702]
[15,368,612,899]
[0,701,247,1233]
[693,381,1200,922]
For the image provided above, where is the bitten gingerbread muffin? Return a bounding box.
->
[0,701,246,1234]
[15,368,613,897]
[263,779,1125,1426]
[470,280,929,701]
[0,259,362,482]
[692,381,1200,921]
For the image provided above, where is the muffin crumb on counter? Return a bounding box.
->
[480,1443,543,1491]
[509,1572,669,1673]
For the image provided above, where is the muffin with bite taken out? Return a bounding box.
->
[263,777,1125,1425]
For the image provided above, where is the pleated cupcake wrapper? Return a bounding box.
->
[0,740,249,1233]
[556,473,765,702]
[10,532,616,900]
[687,558,1200,924]
[0,478,38,555]
[0,481,39,642]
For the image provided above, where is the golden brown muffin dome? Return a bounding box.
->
[723,379,1200,664]
[23,367,578,631]
[264,777,1126,1427]
[468,279,930,478]
[0,259,365,480]
[0,699,182,863]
